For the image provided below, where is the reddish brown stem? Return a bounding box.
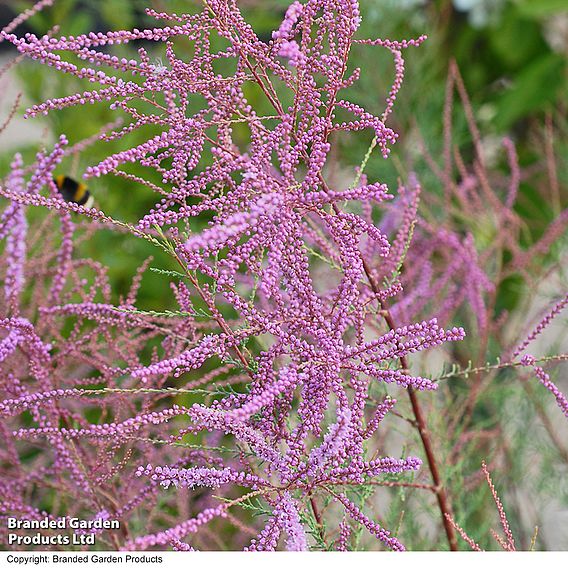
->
[361,260,459,551]
[310,495,326,545]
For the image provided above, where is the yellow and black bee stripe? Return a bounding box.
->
[53,175,94,208]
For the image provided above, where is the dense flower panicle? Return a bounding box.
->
[307,406,352,476]
[228,367,302,422]
[5,0,564,553]
[520,355,568,419]
[123,504,229,551]
[14,406,190,440]
[0,388,90,417]
[136,464,266,491]
[279,492,308,551]
[272,2,304,41]
[512,293,568,360]
[2,154,27,313]
[335,493,405,551]
[343,318,465,362]
[0,329,24,365]
[245,493,308,552]
[363,396,396,439]
[245,513,282,551]
[0,317,52,385]
[169,539,195,552]
[130,333,228,381]
[324,456,422,486]
[336,518,351,551]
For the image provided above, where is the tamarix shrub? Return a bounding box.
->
[0,0,567,552]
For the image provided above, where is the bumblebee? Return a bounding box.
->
[53,175,94,208]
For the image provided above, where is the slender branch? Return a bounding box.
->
[309,495,327,545]
[318,166,458,549]
[361,259,459,551]
[434,354,568,382]
[328,480,436,492]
